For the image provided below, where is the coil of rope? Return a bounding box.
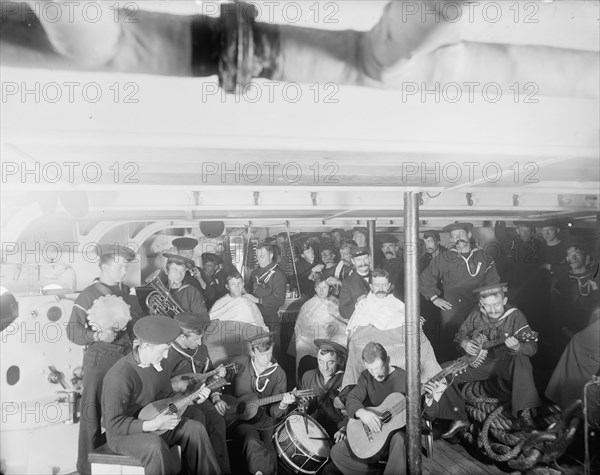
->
[458,379,582,472]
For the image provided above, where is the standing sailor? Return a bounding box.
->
[420,222,501,361]
[67,244,143,475]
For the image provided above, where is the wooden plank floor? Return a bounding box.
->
[422,439,518,475]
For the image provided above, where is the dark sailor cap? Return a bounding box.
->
[442,222,473,233]
[201,252,223,265]
[133,315,181,344]
[162,253,196,268]
[379,235,399,244]
[540,218,562,229]
[174,311,211,333]
[472,283,509,297]
[96,244,136,261]
[314,339,348,357]
[351,249,369,258]
[422,230,441,241]
[245,330,276,346]
[513,221,534,228]
[172,237,199,251]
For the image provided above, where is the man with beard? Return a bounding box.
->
[101,315,222,475]
[420,222,500,361]
[68,244,143,475]
[244,242,287,359]
[380,235,404,300]
[339,249,372,320]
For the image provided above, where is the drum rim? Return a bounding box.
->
[284,413,331,457]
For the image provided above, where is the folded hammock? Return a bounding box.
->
[341,324,442,389]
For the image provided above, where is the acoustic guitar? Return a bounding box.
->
[138,377,228,435]
[346,357,470,459]
[221,388,316,425]
[346,327,538,459]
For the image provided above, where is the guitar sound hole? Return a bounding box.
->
[381,411,392,424]
[168,403,178,414]
[236,402,246,415]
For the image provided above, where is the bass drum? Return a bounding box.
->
[274,414,332,474]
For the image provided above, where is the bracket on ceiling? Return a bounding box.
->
[513,194,520,207]
[466,193,474,206]
[311,192,318,207]
[253,192,260,206]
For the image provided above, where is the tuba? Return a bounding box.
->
[144,269,184,317]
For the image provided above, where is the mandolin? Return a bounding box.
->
[221,388,316,425]
[170,362,239,393]
[464,325,538,368]
[138,377,228,435]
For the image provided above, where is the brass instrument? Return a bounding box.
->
[144,269,185,317]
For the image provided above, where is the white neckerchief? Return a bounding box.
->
[449,248,482,277]
[171,343,202,373]
[251,359,279,393]
[135,349,163,372]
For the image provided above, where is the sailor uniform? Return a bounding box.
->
[420,247,501,361]
[68,280,142,475]
[101,353,221,475]
[231,357,288,475]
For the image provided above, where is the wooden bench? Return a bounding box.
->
[89,444,181,475]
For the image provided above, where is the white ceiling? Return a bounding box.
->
[1,1,599,235]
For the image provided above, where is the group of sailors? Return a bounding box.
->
[60,217,598,475]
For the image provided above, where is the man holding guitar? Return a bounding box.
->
[227,331,296,475]
[163,312,231,474]
[326,342,447,475]
[442,283,541,437]
[101,315,222,475]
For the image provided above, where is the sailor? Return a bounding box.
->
[339,249,372,320]
[163,312,230,474]
[228,331,295,475]
[244,242,287,360]
[101,315,222,475]
[442,283,541,438]
[201,252,228,309]
[297,339,350,441]
[163,255,208,314]
[420,222,501,361]
[67,244,143,475]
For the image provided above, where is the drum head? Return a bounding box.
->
[285,414,331,458]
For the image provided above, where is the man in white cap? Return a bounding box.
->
[101,315,222,475]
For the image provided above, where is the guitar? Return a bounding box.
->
[221,388,316,424]
[463,325,538,368]
[347,357,470,459]
[138,377,228,435]
[170,362,239,393]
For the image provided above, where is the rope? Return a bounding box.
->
[458,379,583,472]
